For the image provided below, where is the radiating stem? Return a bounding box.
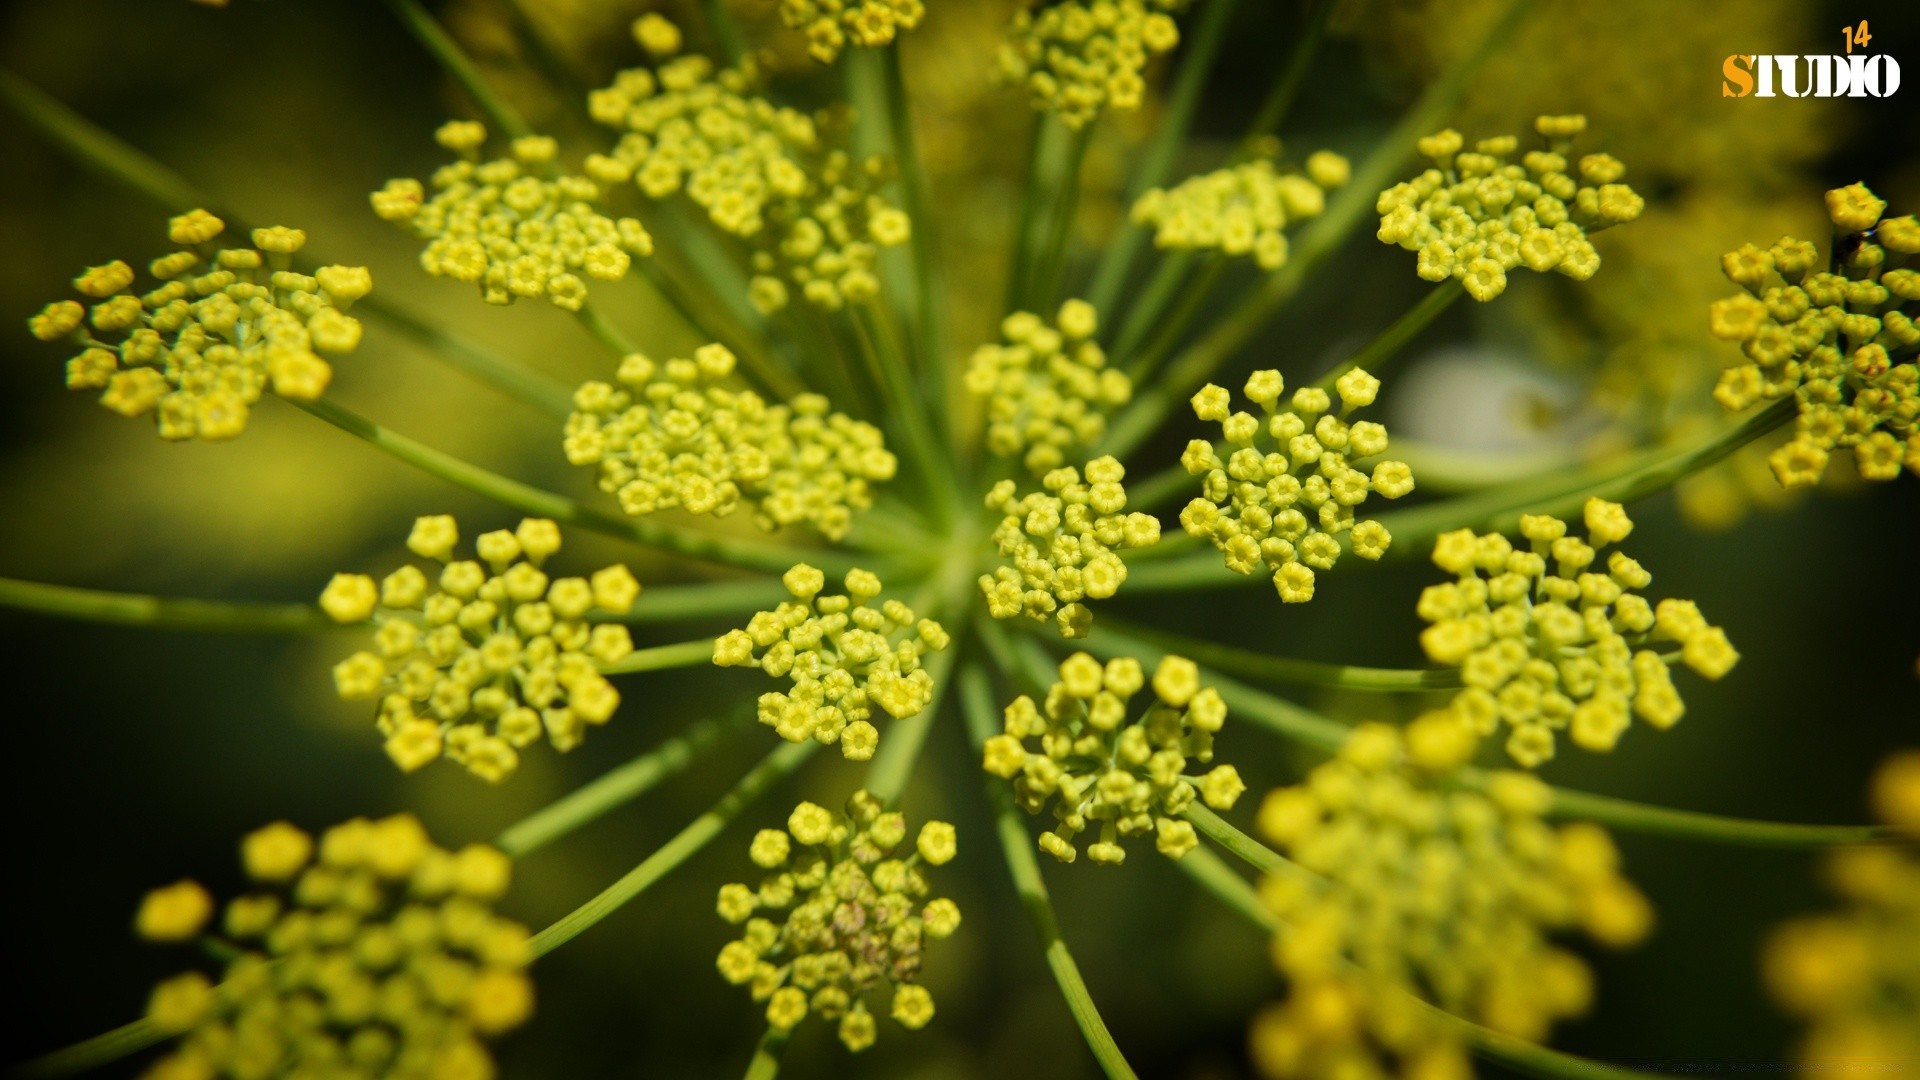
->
[1109,250,1198,363]
[292,397,852,575]
[603,578,789,624]
[1091,616,1460,693]
[959,665,1140,1080]
[742,1025,789,1080]
[850,302,957,522]
[1308,280,1464,393]
[596,637,715,676]
[1027,125,1095,314]
[384,0,535,140]
[0,577,338,634]
[574,302,642,356]
[701,0,748,67]
[1120,254,1231,381]
[1006,119,1051,315]
[495,713,746,857]
[9,1018,164,1080]
[1236,0,1336,152]
[880,45,950,439]
[531,739,816,956]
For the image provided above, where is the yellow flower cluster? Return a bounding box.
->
[1417,498,1739,768]
[587,42,908,313]
[979,456,1161,639]
[715,792,959,1052]
[135,816,533,1080]
[1375,115,1645,302]
[714,564,950,760]
[779,0,925,63]
[1709,183,1920,488]
[562,345,896,540]
[1249,720,1651,1080]
[997,0,1187,130]
[982,652,1245,865]
[1764,752,1920,1073]
[28,210,367,440]
[1130,152,1350,270]
[325,515,641,782]
[965,299,1131,474]
[1180,367,1413,603]
[370,120,651,311]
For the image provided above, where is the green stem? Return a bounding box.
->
[574,302,640,356]
[701,0,748,67]
[850,302,956,521]
[531,739,816,956]
[1028,125,1095,314]
[1006,119,1051,315]
[495,713,746,857]
[959,665,1139,1080]
[384,0,534,140]
[1084,0,1244,315]
[880,45,951,445]
[597,637,715,676]
[8,1018,165,1080]
[1109,250,1197,363]
[0,577,338,634]
[1098,0,1539,462]
[1120,254,1231,381]
[606,578,789,624]
[742,1025,789,1080]
[1182,802,1311,882]
[292,397,851,576]
[1308,280,1464,393]
[1093,614,1460,693]
[495,0,590,103]
[1236,0,1336,152]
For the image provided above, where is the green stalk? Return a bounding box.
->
[1006,119,1052,315]
[1098,0,1539,462]
[1109,250,1198,363]
[742,1025,789,1080]
[292,397,853,576]
[701,0,748,67]
[495,713,746,857]
[1182,802,1312,883]
[1092,615,1461,693]
[1119,254,1231,381]
[1084,0,1244,315]
[9,1018,164,1080]
[1027,125,1095,314]
[1235,0,1337,152]
[850,302,957,522]
[597,637,715,676]
[1308,280,1464,393]
[496,0,591,103]
[531,739,816,956]
[0,577,339,634]
[606,579,789,624]
[959,665,1140,1080]
[384,0,534,140]
[574,302,642,356]
[880,45,951,437]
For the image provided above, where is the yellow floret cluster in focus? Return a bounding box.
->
[1249,720,1650,1080]
[979,455,1161,639]
[1131,150,1350,270]
[30,210,369,440]
[714,564,950,761]
[715,791,959,1052]
[325,515,641,782]
[998,0,1189,130]
[965,299,1131,474]
[982,652,1245,866]
[779,0,926,63]
[564,344,897,540]
[370,120,653,311]
[1181,366,1414,604]
[134,816,533,1080]
[1708,182,1920,489]
[1376,115,1645,301]
[1417,498,1739,768]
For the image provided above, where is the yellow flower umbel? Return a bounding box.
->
[1249,721,1651,1080]
[587,35,909,313]
[965,299,1132,474]
[1764,752,1920,1074]
[714,565,950,760]
[325,516,640,782]
[1375,115,1645,302]
[980,455,1161,639]
[370,120,653,311]
[716,791,960,1052]
[29,211,367,440]
[563,344,896,541]
[1708,183,1920,489]
[779,0,926,63]
[998,0,1188,130]
[1131,151,1350,271]
[1417,498,1739,767]
[135,816,533,1080]
[1180,367,1414,603]
[982,652,1245,865]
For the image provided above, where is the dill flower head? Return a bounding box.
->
[715,790,959,1051]
[29,210,367,440]
[1708,183,1920,489]
[1375,115,1644,301]
[779,0,926,63]
[369,120,653,311]
[1180,367,1413,604]
[588,39,908,313]
[135,816,533,1080]
[1763,753,1920,1072]
[982,652,1244,865]
[325,515,641,782]
[563,345,896,540]
[998,0,1189,131]
[980,455,1161,639]
[1248,720,1650,1079]
[714,564,951,761]
[1416,498,1739,767]
[1131,151,1350,270]
[965,299,1132,474]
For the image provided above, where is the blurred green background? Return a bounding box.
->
[1,0,1916,1076]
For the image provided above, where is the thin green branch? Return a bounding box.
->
[1120,254,1229,381]
[1308,279,1464,393]
[864,643,960,808]
[1182,802,1311,882]
[1093,614,1461,693]
[607,578,788,623]
[1027,125,1095,314]
[1109,250,1198,364]
[1006,118,1052,315]
[531,739,816,957]
[742,1025,789,1080]
[0,577,338,634]
[292,397,853,576]
[384,0,534,140]
[495,712,747,858]
[701,0,748,67]
[597,637,715,676]
[959,664,1139,1080]
[1237,0,1336,151]
[850,301,957,521]
[8,1018,164,1080]
[880,45,950,437]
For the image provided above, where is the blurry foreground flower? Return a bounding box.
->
[1132,150,1349,271]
